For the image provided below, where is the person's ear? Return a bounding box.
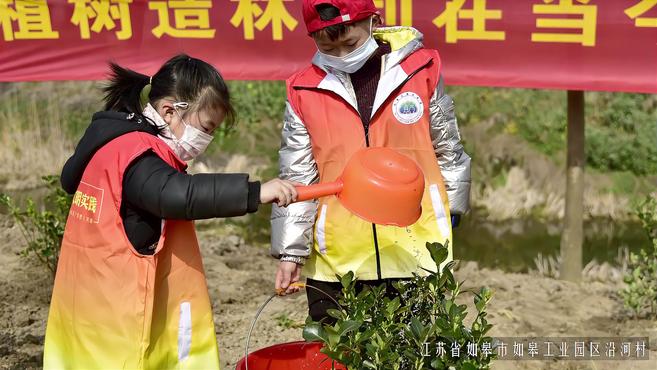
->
[158,101,176,125]
[373,14,383,27]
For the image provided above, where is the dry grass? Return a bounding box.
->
[463,118,638,221]
[531,247,630,283]
[474,165,632,221]
[0,92,72,190]
[0,82,100,190]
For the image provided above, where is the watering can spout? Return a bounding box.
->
[292,147,425,227]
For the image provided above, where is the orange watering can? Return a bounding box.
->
[294,147,425,227]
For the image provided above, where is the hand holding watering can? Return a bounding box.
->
[292,147,425,227]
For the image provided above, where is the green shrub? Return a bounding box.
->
[622,196,657,317]
[0,176,71,277]
[303,242,495,370]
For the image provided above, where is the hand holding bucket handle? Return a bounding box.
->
[294,181,344,202]
[290,147,425,227]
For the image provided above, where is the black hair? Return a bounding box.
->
[313,4,352,41]
[103,54,236,129]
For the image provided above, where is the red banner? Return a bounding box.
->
[0,1,655,93]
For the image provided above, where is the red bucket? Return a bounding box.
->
[235,341,346,370]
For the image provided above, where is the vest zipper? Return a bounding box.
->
[371,224,382,280]
[361,61,426,282]
[300,56,435,281]
[363,123,383,281]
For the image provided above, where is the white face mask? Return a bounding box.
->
[142,102,214,161]
[171,102,214,161]
[317,18,378,74]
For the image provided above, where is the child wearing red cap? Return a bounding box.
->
[271,0,471,323]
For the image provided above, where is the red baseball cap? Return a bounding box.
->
[303,0,378,34]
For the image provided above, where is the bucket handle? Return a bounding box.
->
[244,282,342,370]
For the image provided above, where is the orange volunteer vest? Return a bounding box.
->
[43,131,220,369]
[287,48,453,282]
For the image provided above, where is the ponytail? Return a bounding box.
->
[103,63,150,114]
[102,55,236,131]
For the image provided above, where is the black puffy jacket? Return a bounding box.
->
[61,112,260,254]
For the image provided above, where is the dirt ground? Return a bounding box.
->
[1,217,655,370]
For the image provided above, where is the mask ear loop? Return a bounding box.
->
[173,102,189,110]
[172,101,191,129]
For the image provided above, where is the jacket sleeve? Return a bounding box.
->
[123,153,261,220]
[429,76,472,215]
[270,101,319,259]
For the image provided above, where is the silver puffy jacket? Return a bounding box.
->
[271,28,471,259]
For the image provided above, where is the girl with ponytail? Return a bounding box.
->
[44,54,298,369]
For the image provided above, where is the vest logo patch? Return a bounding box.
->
[69,181,104,224]
[392,92,424,125]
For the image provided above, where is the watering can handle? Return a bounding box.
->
[294,181,343,202]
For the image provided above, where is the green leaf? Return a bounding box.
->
[340,271,355,289]
[445,272,457,290]
[358,329,375,342]
[326,309,344,320]
[460,363,478,370]
[442,260,458,273]
[426,242,449,265]
[302,322,328,343]
[420,267,438,276]
[431,356,446,368]
[409,317,429,342]
[0,193,10,207]
[338,320,362,337]
[475,300,486,313]
[386,297,401,315]
[325,326,341,347]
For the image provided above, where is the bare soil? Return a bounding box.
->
[1,218,655,370]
